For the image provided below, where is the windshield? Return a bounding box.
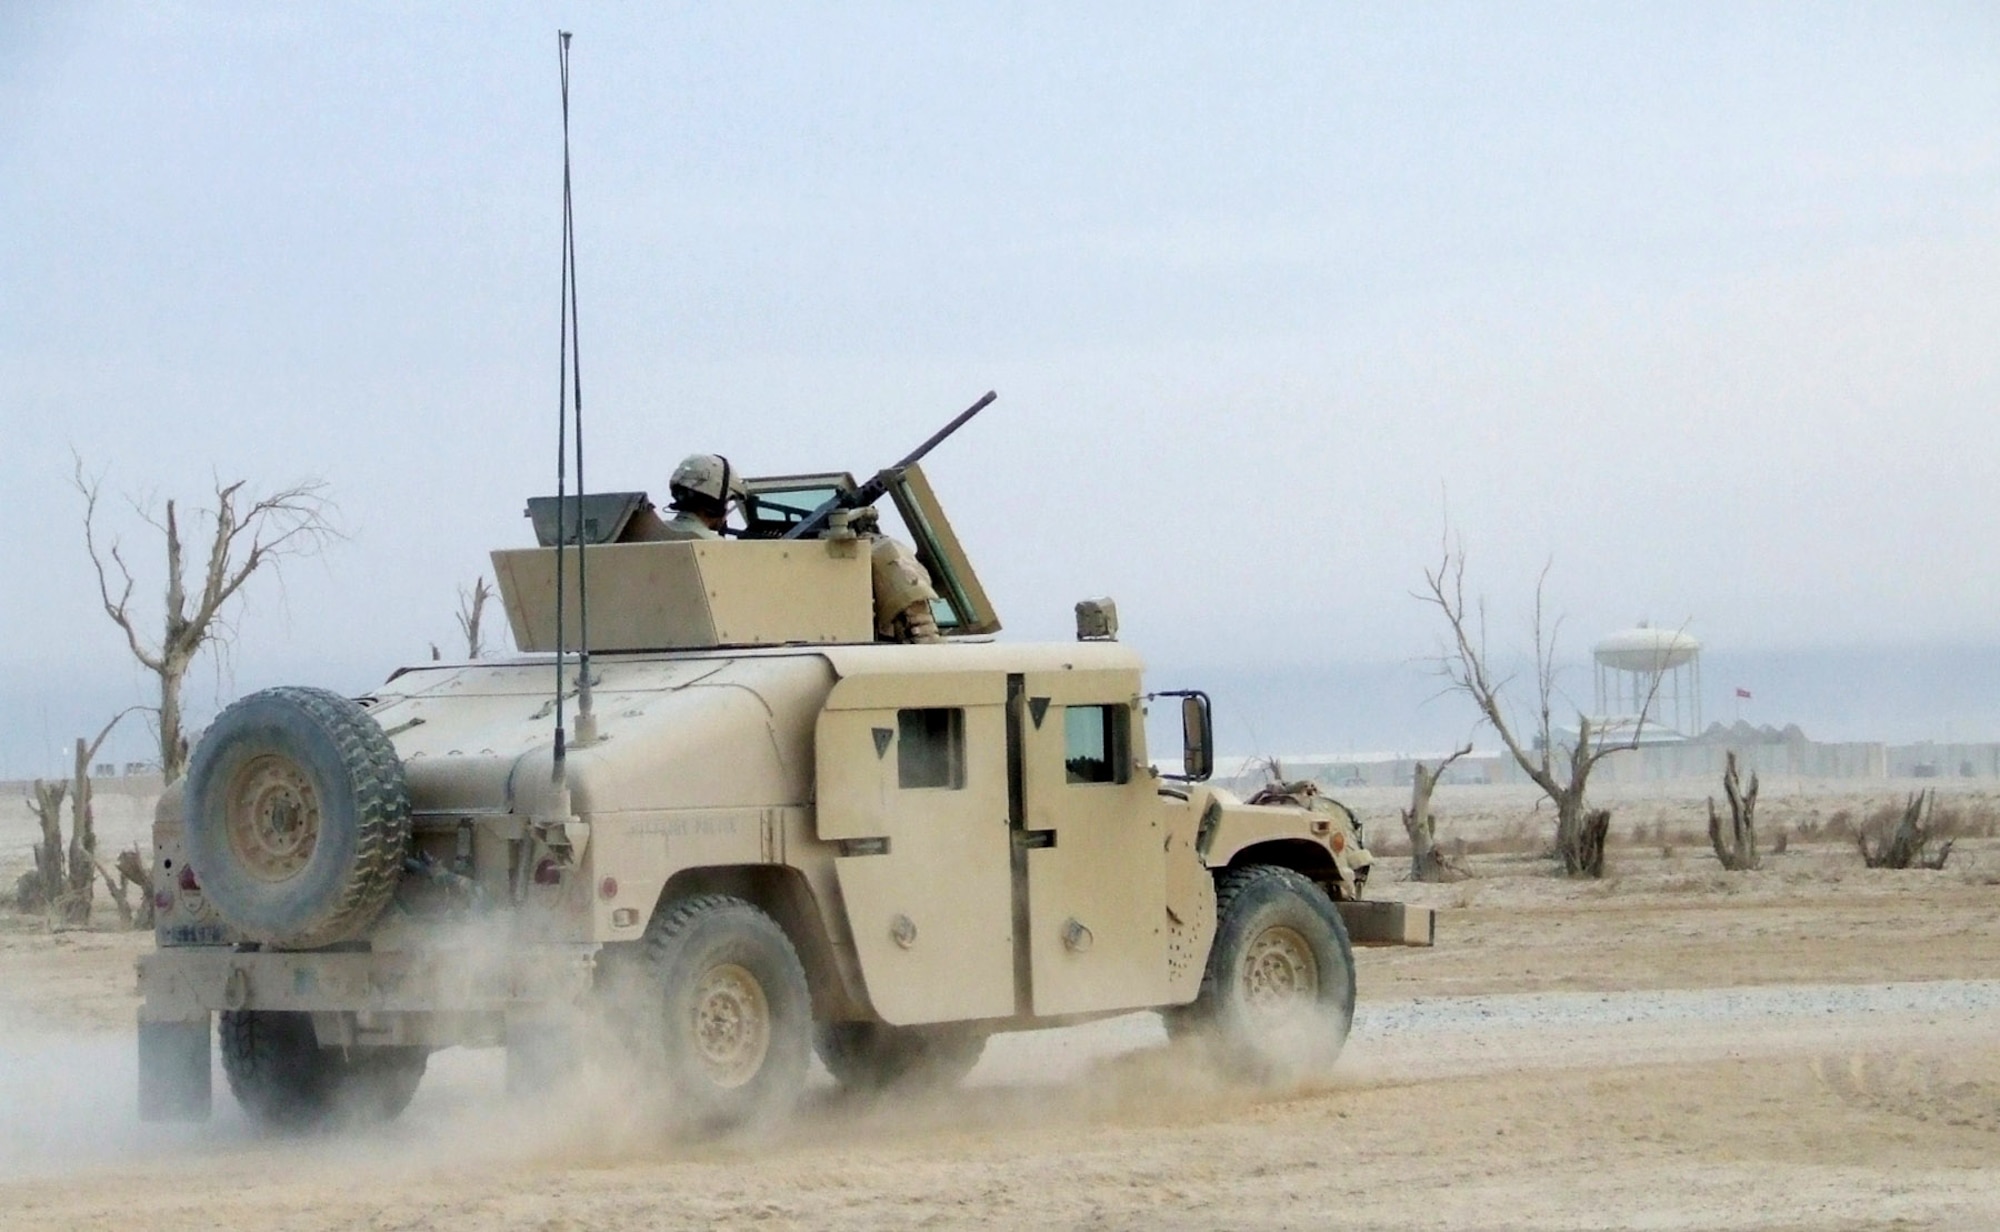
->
[740,473,856,539]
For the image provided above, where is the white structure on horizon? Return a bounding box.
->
[1593,624,1701,740]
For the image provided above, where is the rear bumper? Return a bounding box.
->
[1336,900,1436,947]
[137,944,597,1020]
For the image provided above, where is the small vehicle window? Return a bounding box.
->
[1064,704,1129,785]
[897,707,964,789]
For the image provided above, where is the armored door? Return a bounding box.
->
[1014,669,1169,1017]
[815,671,1015,1024]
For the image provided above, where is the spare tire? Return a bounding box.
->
[184,686,410,949]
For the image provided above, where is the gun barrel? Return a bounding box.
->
[892,390,996,471]
[781,390,997,540]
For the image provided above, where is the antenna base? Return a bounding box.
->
[571,710,599,747]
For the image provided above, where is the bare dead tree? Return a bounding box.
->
[114,847,156,928]
[1858,791,1953,870]
[92,856,133,927]
[1706,750,1760,871]
[13,710,136,925]
[457,575,494,659]
[1417,541,1667,878]
[1402,742,1473,882]
[76,456,335,784]
[56,709,139,925]
[89,845,154,930]
[17,781,68,914]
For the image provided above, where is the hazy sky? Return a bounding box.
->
[3,4,1997,773]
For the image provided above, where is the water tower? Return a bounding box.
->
[1593,624,1701,739]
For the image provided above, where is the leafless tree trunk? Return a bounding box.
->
[458,575,494,659]
[1572,809,1611,878]
[1858,791,1952,870]
[63,738,97,925]
[76,457,335,784]
[1417,541,1670,879]
[90,851,134,928]
[56,710,138,926]
[115,847,156,928]
[1403,742,1473,882]
[12,712,135,924]
[1707,750,1760,871]
[89,846,154,930]
[19,781,68,914]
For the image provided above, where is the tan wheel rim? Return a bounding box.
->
[1241,924,1319,1017]
[223,754,322,883]
[690,963,771,1089]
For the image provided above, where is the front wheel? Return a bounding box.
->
[219,1010,427,1131]
[1168,865,1356,1082]
[632,895,812,1131]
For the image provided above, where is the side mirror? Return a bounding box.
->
[1148,689,1214,782]
[1180,692,1213,782]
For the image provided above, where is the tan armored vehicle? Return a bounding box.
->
[137,439,1434,1130]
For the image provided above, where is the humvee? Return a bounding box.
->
[136,455,1434,1130]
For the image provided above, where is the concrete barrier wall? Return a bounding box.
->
[0,773,162,865]
[1226,738,2000,793]
[1887,743,2000,779]
[1479,739,2000,785]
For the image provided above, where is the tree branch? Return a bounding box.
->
[188,479,336,639]
[74,455,169,673]
[81,706,143,767]
[1416,542,1561,800]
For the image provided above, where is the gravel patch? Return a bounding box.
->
[1355,978,2000,1034]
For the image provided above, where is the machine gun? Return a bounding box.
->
[780,390,998,540]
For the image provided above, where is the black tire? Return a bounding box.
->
[631,895,812,1131]
[814,1021,988,1092]
[1169,865,1356,1082]
[184,687,410,949]
[219,1010,427,1131]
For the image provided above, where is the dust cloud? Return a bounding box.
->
[0,1014,168,1182]
[0,992,1321,1190]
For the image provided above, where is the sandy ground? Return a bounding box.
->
[2,783,1998,1229]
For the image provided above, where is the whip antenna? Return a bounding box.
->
[552,29,598,781]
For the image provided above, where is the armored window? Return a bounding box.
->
[1064,704,1129,785]
[739,472,857,539]
[897,707,964,790]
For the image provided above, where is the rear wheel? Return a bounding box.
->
[630,895,812,1130]
[815,1021,988,1092]
[219,1010,427,1131]
[1168,865,1355,1082]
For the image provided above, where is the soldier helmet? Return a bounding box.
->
[668,454,745,514]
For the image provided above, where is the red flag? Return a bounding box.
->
[1734,687,1752,699]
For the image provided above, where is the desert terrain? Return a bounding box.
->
[2,778,1998,1230]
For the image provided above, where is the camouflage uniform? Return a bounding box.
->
[659,511,720,541]
[870,535,941,643]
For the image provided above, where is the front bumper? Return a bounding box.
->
[1336,900,1437,947]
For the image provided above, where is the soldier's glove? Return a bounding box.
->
[897,601,942,644]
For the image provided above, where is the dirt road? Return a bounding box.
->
[3,971,1999,1230]
[2,805,1997,1229]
